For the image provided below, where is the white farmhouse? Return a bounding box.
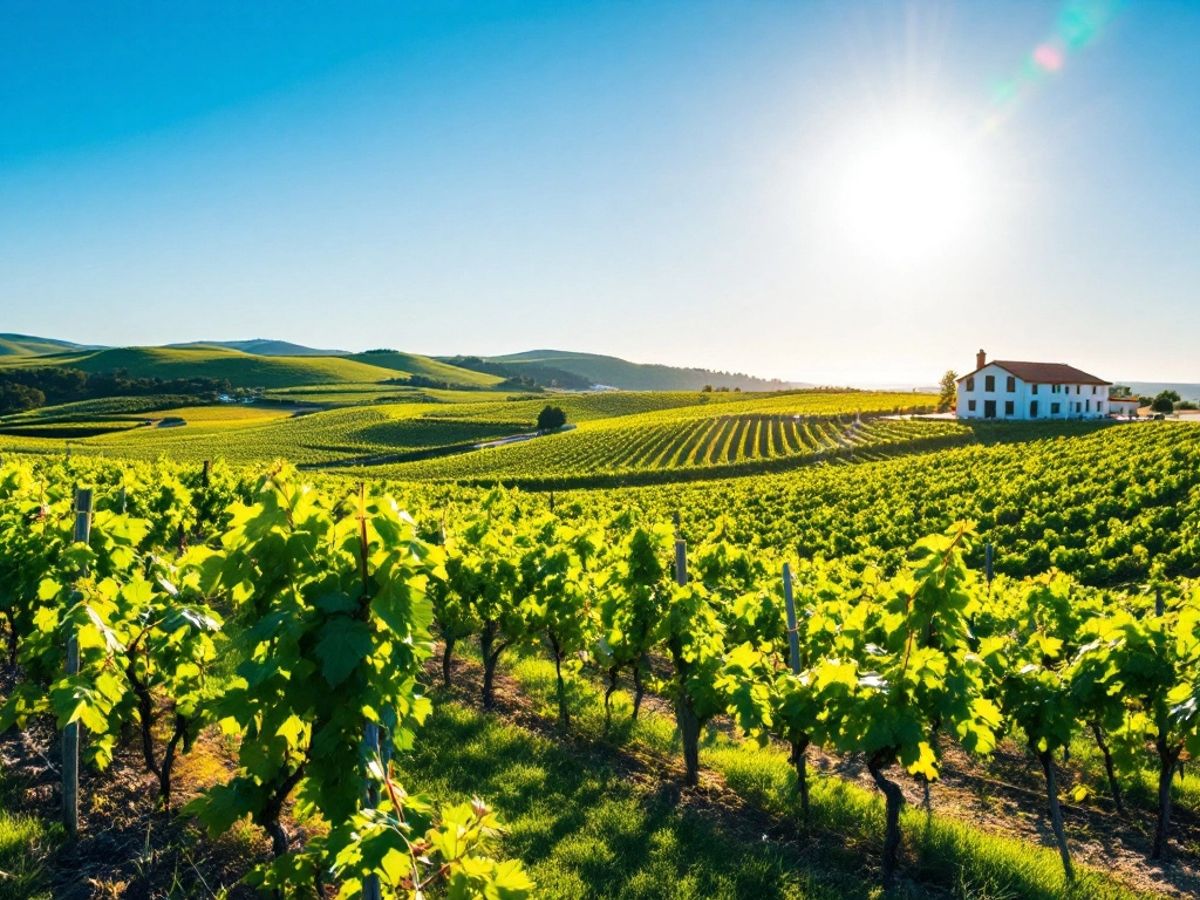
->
[956,350,1111,421]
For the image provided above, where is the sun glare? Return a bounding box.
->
[834,116,982,262]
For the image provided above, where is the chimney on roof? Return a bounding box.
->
[976,348,986,370]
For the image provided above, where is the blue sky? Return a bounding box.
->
[2,1,1197,383]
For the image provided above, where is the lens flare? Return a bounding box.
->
[1033,44,1064,72]
[989,0,1122,114]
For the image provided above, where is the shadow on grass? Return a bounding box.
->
[400,703,882,900]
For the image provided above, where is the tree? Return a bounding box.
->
[536,405,567,432]
[1152,391,1176,414]
[938,370,958,412]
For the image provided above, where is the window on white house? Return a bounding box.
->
[968,399,977,412]
[985,375,995,391]
[1032,384,1039,395]
[1051,402,1061,414]
[966,376,975,391]
[1004,400,1015,415]
[1030,401,1039,417]
[1006,376,1016,392]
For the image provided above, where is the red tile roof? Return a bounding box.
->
[957,360,1110,386]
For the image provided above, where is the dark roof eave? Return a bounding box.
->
[955,362,1111,386]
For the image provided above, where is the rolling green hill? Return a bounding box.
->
[0,344,503,391]
[0,346,408,388]
[167,339,347,356]
[0,333,98,357]
[344,351,504,388]
[485,349,804,391]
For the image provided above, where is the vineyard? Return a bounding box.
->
[0,389,940,479]
[1,421,1200,897]
[380,415,967,484]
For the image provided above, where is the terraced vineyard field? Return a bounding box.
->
[380,391,950,485]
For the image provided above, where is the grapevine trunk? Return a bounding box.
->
[442,637,456,689]
[550,636,569,728]
[631,657,646,721]
[866,752,904,888]
[1037,749,1073,880]
[1090,722,1125,817]
[159,714,188,808]
[1152,735,1180,860]
[789,737,810,823]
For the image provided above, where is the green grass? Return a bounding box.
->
[0,773,59,900]
[0,345,499,391]
[1066,730,1200,818]
[0,333,92,357]
[345,351,504,387]
[468,651,1150,900]
[404,702,875,899]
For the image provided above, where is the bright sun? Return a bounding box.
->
[835,116,982,262]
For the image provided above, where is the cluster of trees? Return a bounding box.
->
[536,405,567,432]
[0,367,233,414]
[1147,390,1198,414]
[938,370,957,412]
[442,356,593,391]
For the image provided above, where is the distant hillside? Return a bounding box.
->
[0,346,408,389]
[485,349,801,392]
[168,339,348,357]
[0,333,100,357]
[344,351,503,388]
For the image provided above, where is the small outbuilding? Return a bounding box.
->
[1108,397,1141,417]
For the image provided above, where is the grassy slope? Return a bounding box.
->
[0,346,502,390]
[0,346,402,388]
[489,349,798,391]
[344,351,504,387]
[0,334,93,357]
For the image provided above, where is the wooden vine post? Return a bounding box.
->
[355,483,384,900]
[63,487,93,838]
[672,537,702,786]
[362,723,383,900]
[782,562,812,819]
[781,564,801,674]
